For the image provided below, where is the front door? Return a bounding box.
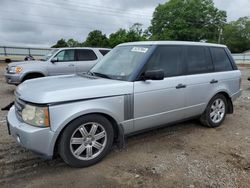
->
[133,45,187,131]
[48,49,76,76]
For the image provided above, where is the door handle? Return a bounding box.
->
[68,64,75,67]
[176,84,186,89]
[210,79,218,84]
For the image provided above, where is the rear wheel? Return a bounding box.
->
[59,114,114,168]
[200,94,227,128]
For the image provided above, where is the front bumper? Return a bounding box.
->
[4,73,22,85]
[7,106,57,159]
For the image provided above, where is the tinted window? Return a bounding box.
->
[210,47,233,71]
[55,50,75,61]
[146,46,183,77]
[185,46,213,74]
[77,50,97,61]
[99,50,110,56]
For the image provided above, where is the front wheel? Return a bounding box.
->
[200,94,227,128]
[59,114,114,168]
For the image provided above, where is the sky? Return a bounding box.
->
[0,0,249,48]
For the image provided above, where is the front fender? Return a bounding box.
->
[49,96,125,134]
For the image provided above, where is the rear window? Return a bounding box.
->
[185,46,213,74]
[77,49,97,61]
[99,49,110,56]
[210,47,233,71]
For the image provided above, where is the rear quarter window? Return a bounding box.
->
[210,47,233,71]
[99,50,110,56]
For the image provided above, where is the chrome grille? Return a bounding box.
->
[15,98,25,121]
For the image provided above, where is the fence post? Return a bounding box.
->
[3,47,7,56]
[28,48,31,56]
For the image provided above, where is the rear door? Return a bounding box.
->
[182,46,216,118]
[209,47,240,97]
[133,45,188,131]
[75,49,99,73]
[47,49,76,75]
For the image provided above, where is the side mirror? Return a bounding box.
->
[51,57,58,63]
[143,69,164,80]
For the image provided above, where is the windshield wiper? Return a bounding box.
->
[89,71,112,79]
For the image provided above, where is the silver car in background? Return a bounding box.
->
[4,47,110,85]
[6,41,241,167]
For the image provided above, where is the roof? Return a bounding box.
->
[57,47,111,50]
[119,41,226,48]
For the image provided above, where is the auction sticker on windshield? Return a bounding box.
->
[131,47,148,53]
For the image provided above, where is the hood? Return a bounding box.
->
[16,74,133,104]
[8,60,45,67]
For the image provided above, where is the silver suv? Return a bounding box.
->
[4,47,110,85]
[6,41,241,167]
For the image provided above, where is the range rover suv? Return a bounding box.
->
[4,47,110,85]
[6,41,241,167]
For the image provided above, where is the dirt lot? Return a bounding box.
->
[0,63,250,188]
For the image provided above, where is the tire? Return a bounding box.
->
[200,94,228,128]
[58,114,114,168]
[22,74,44,82]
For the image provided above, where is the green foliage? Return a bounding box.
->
[109,23,147,47]
[52,38,68,48]
[67,39,81,47]
[82,30,109,48]
[149,0,226,42]
[222,17,250,53]
[52,24,147,48]
[109,29,128,48]
[51,2,249,53]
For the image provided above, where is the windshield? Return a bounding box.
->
[90,45,152,81]
[41,49,59,61]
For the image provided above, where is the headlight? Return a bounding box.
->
[9,66,23,74]
[21,104,50,127]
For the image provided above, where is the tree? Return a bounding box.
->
[109,29,128,48]
[149,0,227,42]
[52,38,68,48]
[83,30,109,47]
[222,17,250,53]
[67,38,81,47]
[127,23,147,41]
[109,23,147,47]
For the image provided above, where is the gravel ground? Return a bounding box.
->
[0,63,250,188]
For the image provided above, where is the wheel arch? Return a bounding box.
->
[210,91,233,114]
[53,112,124,157]
[21,71,46,82]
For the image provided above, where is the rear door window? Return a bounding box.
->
[77,49,97,61]
[210,47,233,71]
[185,46,213,74]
